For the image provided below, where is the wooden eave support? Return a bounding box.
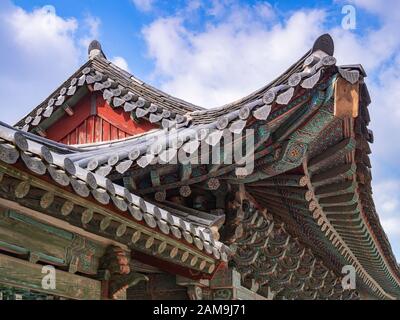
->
[318,193,358,206]
[311,163,356,185]
[34,86,88,133]
[36,126,47,138]
[248,186,313,202]
[314,180,357,198]
[308,138,356,171]
[249,175,309,188]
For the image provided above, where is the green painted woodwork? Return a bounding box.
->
[0,284,59,300]
[0,209,105,274]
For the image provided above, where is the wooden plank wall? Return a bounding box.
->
[46,92,158,145]
[59,116,131,145]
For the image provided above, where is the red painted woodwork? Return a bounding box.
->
[46,92,158,145]
[57,115,133,145]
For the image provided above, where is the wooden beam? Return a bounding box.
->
[311,163,356,185]
[0,253,101,300]
[0,199,126,250]
[334,77,359,118]
[308,138,355,171]
[63,103,74,116]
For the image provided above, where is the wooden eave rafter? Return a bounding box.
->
[240,71,400,299]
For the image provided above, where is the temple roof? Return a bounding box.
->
[4,34,400,299]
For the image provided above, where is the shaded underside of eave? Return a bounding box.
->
[236,75,400,299]
[227,192,361,300]
[303,101,400,299]
[353,118,400,297]
[90,57,202,114]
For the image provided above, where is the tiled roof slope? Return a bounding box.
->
[7,34,400,299]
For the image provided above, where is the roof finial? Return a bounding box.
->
[88,40,106,60]
[312,34,334,56]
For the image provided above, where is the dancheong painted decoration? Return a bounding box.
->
[0,34,399,300]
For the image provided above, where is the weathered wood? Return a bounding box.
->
[311,163,356,184]
[0,253,101,300]
[249,175,309,188]
[334,77,359,118]
[61,201,74,216]
[319,193,358,206]
[179,185,192,198]
[15,181,30,199]
[0,156,221,276]
[40,192,55,209]
[63,104,74,116]
[0,143,19,164]
[308,138,355,170]
[100,216,112,231]
[314,180,356,198]
[207,178,220,190]
[154,191,166,202]
[248,186,313,202]
[116,224,127,237]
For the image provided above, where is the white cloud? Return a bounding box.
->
[132,0,154,12]
[79,14,101,49]
[0,2,82,124]
[111,56,131,72]
[373,180,400,257]
[0,1,101,124]
[142,5,325,108]
[345,0,400,21]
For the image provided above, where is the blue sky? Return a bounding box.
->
[0,0,399,260]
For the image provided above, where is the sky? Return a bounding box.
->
[0,0,399,259]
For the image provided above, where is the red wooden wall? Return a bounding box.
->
[46,93,157,145]
[58,115,132,145]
